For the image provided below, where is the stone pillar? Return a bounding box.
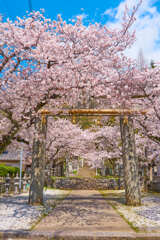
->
[120,116,141,206]
[29,114,47,205]
[14,174,19,194]
[23,174,27,192]
[5,174,10,195]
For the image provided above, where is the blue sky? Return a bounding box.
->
[1,0,160,63]
[0,0,120,22]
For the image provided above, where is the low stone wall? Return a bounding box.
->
[52,177,124,190]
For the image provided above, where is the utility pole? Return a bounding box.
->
[19,147,23,192]
[28,0,32,12]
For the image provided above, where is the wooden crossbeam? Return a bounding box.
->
[69,109,147,116]
[39,108,147,116]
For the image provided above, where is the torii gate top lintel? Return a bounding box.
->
[39,108,147,117]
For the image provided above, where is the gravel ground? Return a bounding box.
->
[110,194,160,232]
[0,189,69,231]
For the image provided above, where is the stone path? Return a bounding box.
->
[33,190,135,238]
[1,190,160,239]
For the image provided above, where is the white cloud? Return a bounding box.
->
[104,8,116,18]
[104,0,160,64]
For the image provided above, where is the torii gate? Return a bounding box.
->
[29,108,147,206]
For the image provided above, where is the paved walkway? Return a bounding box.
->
[1,190,160,239]
[32,190,135,239]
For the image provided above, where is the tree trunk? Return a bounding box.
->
[120,116,141,206]
[149,165,153,182]
[28,115,47,205]
[143,166,149,192]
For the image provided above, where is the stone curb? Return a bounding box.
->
[1,230,160,239]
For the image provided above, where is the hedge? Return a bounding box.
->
[0,164,20,177]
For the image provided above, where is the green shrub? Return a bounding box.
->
[0,164,20,177]
[0,165,8,177]
[72,170,77,175]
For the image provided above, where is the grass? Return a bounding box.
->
[51,176,83,181]
[94,175,119,180]
[51,175,120,180]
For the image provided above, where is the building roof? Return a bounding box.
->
[0,151,31,166]
[0,152,21,161]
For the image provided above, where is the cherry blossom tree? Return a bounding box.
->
[82,125,121,168]
[0,0,145,205]
[46,118,90,161]
[130,62,160,155]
